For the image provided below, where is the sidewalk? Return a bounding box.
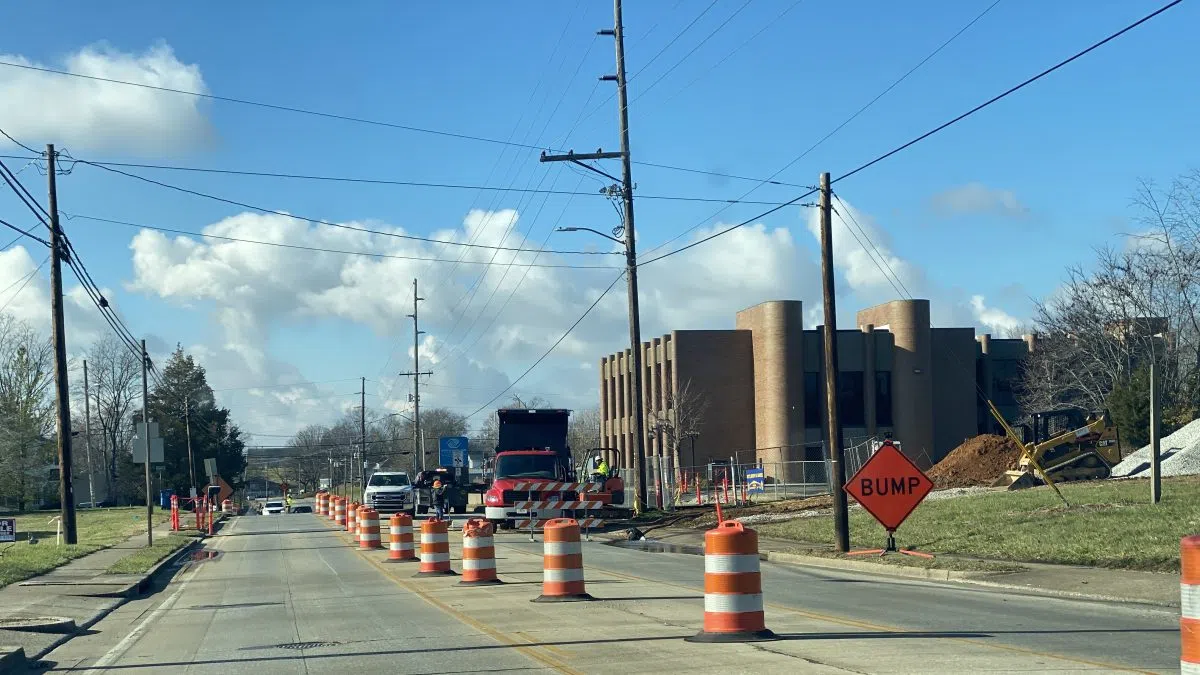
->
[0,524,193,665]
[632,526,1182,608]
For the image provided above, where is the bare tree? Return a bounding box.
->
[85,336,141,503]
[567,406,601,469]
[646,379,709,478]
[0,315,55,509]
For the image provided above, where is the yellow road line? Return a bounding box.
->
[353,539,582,675]
[497,541,1158,675]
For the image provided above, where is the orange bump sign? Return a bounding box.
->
[843,440,933,531]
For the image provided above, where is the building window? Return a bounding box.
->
[838,371,865,427]
[804,372,821,428]
[876,371,892,426]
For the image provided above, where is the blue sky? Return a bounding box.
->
[1,0,1197,439]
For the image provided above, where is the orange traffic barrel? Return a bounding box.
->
[532,518,592,602]
[358,507,381,549]
[346,501,359,534]
[221,499,232,514]
[314,492,324,516]
[1184,535,1199,673]
[686,520,774,642]
[415,518,455,576]
[319,492,329,516]
[388,513,416,562]
[459,519,501,586]
[334,497,346,526]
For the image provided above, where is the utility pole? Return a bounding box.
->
[402,279,432,472]
[542,0,648,512]
[820,172,850,553]
[47,144,77,545]
[360,376,367,488]
[140,339,153,546]
[184,393,196,499]
[1149,337,1161,504]
[82,360,96,508]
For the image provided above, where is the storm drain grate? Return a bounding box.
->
[275,641,341,650]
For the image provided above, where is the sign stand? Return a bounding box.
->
[846,528,934,559]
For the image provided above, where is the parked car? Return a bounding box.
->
[263,500,285,515]
[289,504,312,513]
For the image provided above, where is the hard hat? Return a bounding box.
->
[433,480,442,488]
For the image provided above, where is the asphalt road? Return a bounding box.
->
[39,513,552,674]
[497,538,1181,673]
[36,511,1181,673]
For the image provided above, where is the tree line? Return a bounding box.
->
[0,316,246,511]
[1019,171,1200,448]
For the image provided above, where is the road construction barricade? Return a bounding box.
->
[358,507,381,550]
[512,481,605,540]
[533,518,591,602]
[416,518,455,576]
[687,520,774,643]
[1184,535,1199,673]
[222,499,232,515]
[334,497,346,526]
[346,501,359,534]
[315,492,326,517]
[460,519,500,585]
[388,513,416,562]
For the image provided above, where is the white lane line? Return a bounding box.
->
[83,562,202,673]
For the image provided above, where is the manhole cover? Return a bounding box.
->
[276,641,340,650]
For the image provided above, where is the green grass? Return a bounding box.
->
[0,507,170,587]
[756,476,1200,572]
[105,534,195,574]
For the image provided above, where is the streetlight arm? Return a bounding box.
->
[557,226,625,245]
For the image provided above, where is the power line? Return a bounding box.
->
[466,270,625,420]
[0,217,48,247]
[0,255,48,313]
[640,0,1179,266]
[0,127,39,155]
[208,377,367,393]
[0,157,50,227]
[832,191,914,300]
[63,213,623,270]
[73,159,624,256]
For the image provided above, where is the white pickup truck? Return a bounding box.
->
[362,471,414,514]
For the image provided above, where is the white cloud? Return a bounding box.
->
[0,244,114,349]
[929,182,1028,219]
[804,199,926,304]
[969,295,1022,337]
[0,43,213,154]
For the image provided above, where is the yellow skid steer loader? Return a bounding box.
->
[988,404,1121,490]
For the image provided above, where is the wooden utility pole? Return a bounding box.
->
[140,339,153,546]
[541,0,648,513]
[402,279,431,472]
[819,172,850,553]
[360,376,367,488]
[82,360,96,508]
[184,393,196,498]
[1149,337,1161,504]
[47,144,77,544]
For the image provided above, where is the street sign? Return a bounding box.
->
[745,468,765,494]
[131,434,164,463]
[439,436,468,468]
[204,458,218,478]
[0,518,14,543]
[212,475,233,504]
[843,440,932,531]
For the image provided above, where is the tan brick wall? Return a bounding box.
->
[857,300,935,468]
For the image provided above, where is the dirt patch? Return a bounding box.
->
[927,434,1023,489]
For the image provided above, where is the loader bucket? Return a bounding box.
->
[991,470,1040,490]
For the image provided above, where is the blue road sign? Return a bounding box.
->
[745,468,765,494]
[439,436,469,468]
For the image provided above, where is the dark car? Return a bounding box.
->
[412,467,468,515]
[289,504,313,514]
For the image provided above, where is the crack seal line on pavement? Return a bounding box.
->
[345,528,583,675]
[495,542,1159,675]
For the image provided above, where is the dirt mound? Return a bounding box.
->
[927,434,1023,488]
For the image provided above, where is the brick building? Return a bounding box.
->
[597,299,1033,479]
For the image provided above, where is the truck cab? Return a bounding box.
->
[483,408,575,527]
[362,471,413,514]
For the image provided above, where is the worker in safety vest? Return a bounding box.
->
[432,480,447,520]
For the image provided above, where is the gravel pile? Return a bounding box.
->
[1111,417,1200,478]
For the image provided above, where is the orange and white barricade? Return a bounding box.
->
[416,518,455,576]
[315,492,326,517]
[358,507,381,550]
[512,480,605,539]
[222,499,232,514]
[346,501,359,534]
[334,497,346,526]
[533,518,591,602]
[687,520,774,642]
[460,519,500,585]
[387,513,416,562]
[1184,535,1199,674]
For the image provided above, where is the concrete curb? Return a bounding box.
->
[24,536,203,666]
[764,551,993,582]
[950,577,1181,609]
